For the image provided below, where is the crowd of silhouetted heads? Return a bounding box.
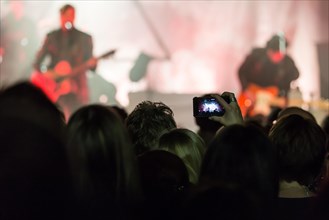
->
[0,81,328,220]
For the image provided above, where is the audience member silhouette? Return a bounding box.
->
[264,106,282,134]
[277,106,317,122]
[0,81,73,220]
[320,115,329,182]
[194,116,223,146]
[269,114,326,220]
[199,124,278,219]
[125,101,177,155]
[66,104,143,220]
[310,115,329,193]
[110,105,128,122]
[308,178,329,220]
[138,150,190,220]
[2,83,327,219]
[159,128,206,184]
[181,183,262,220]
[321,114,329,137]
[243,114,268,134]
[276,108,325,191]
[0,81,66,143]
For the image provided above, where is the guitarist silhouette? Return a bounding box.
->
[33,4,99,119]
[238,33,299,118]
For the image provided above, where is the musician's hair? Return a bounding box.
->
[266,34,289,51]
[60,4,75,14]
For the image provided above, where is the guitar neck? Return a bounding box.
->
[57,50,115,81]
[55,62,91,82]
[70,60,95,77]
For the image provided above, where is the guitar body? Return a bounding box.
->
[238,83,286,117]
[31,49,116,103]
[30,61,74,103]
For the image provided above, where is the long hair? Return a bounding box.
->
[0,82,73,219]
[67,104,142,216]
[159,128,206,184]
[200,124,278,216]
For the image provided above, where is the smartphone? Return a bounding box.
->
[193,96,225,117]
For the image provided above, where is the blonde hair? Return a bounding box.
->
[159,128,206,184]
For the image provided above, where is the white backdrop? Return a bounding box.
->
[1,0,328,107]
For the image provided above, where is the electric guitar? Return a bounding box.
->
[238,83,286,117]
[30,50,116,102]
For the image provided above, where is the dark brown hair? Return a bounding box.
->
[60,4,74,14]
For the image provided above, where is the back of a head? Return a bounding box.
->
[277,106,317,123]
[0,82,66,120]
[138,150,189,220]
[264,107,283,134]
[159,128,206,184]
[321,115,329,155]
[321,115,329,137]
[269,114,326,185]
[126,101,177,155]
[0,118,73,219]
[0,81,66,142]
[110,105,128,122]
[67,104,141,212]
[200,124,278,200]
[138,150,189,204]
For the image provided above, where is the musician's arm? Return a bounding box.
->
[85,35,97,72]
[238,64,248,91]
[286,56,299,81]
[280,56,300,95]
[238,53,255,91]
[238,48,263,91]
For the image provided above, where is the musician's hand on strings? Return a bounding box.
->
[209,92,243,126]
[87,57,98,68]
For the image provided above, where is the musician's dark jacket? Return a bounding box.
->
[34,27,95,104]
[238,48,299,97]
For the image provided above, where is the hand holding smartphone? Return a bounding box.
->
[193,95,230,117]
[193,92,244,126]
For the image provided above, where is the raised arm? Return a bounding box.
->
[209,92,244,126]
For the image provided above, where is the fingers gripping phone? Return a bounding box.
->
[193,95,230,117]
